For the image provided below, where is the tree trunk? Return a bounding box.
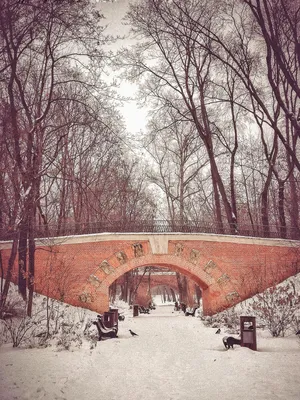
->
[27,225,35,317]
[288,172,300,239]
[18,221,28,301]
[109,281,117,303]
[209,153,236,233]
[0,233,19,318]
[278,179,287,238]
[176,273,189,305]
[195,285,202,304]
[261,168,273,238]
[170,287,176,302]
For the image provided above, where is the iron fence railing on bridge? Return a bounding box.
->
[1,220,299,241]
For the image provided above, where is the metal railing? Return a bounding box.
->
[1,220,299,241]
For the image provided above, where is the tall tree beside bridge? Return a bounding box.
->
[0,0,118,316]
[243,0,300,237]
[122,0,240,233]
[121,0,299,237]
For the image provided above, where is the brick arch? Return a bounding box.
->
[149,280,179,295]
[103,254,211,289]
[110,261,202,307]
[113,274,181,297]
[132,278,181,308]
[83,248,215,314]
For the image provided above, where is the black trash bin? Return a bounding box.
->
[240,316,257,351]
[133,304,139,317]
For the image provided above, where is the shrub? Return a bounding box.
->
[248,283,300,337]
[3,307,47,347]
[201,307,241,333]
[0,288,25,319]
[1,282,99,350]
[55,321,83,351]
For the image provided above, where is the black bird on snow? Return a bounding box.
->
[129,329,138,337]
[215,328,221,334]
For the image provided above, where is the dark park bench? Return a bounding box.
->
[139,306,150,314]
[93,315,118,341]
[185,307,199,317]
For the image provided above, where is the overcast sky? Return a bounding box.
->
[96,0,148,136]
[98,0,130,36]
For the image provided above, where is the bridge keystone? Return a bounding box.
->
[149,235,169,254]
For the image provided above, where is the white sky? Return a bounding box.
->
[96,0,149,135]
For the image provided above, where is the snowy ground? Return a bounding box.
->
[1,304,300,400]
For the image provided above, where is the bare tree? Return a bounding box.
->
[121,0,299,237]
[0,0,112,315]
[244,0,300,135]
[144,108,208,224]
[122,0,245,232]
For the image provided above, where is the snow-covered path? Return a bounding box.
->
[1,305,300,400]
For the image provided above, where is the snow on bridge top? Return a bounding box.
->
[1,232,298,252]
[1,220,299,243]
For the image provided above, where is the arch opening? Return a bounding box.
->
[150,285,179,305]
[86,252,213,315]
[108,264,203,310]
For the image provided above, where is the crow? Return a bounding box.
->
[129,329,138,337]
[215,328,221,334]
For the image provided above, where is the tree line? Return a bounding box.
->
[120,0,300,238]
[0,0,299,315]
[0,0,155,316]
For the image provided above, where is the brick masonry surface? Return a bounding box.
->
[1,233,299,315]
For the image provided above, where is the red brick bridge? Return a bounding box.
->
[1,233,299,315]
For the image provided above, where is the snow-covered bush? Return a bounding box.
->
[0,286,25,319]
[3,306,47,347]
[0,319,10,345]
[0,281,99,349]
[290,313,300,335]
[55,321,83,351]
[43,301,97,350]
[248,283,300,337]
[0,286,49,347]
[201,307,241,333]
